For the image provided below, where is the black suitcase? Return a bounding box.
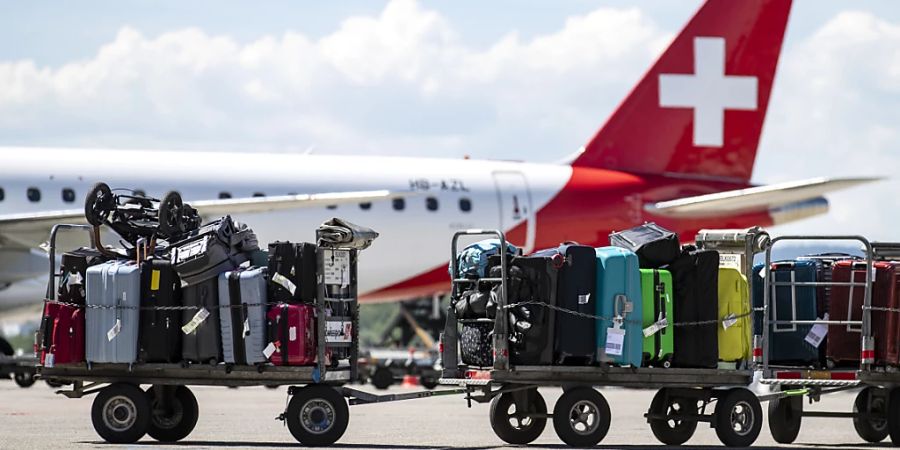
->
[268,241,317,303]
[534,244,596,365]
[609,222,680,269]
[139,259,182,363]
[508,255,558,365]
[181,278,222,364]
[666,246,719,368]
[58,247,107,304]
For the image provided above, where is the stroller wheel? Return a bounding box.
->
[158,191,185,237]
[84,182,114,226]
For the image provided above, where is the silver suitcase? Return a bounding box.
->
[86,260,141,364]
[218,267,267,365]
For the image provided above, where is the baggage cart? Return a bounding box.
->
[0,354,38,387]
[439,229,767,447]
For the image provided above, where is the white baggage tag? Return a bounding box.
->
[70,272,84,286]
[181,308,210,335]
[44,353,55,368]
[272,273,297,295]
[578,293,591,305]
[722,313,738,330]
[263,342,277,359]
[107,319,121,342]
[289,326,297,342]
[642,314,669,337]
[341,268,350,288]
[605,327,625,357]
[243,318,251,337]
[805,313,829,348]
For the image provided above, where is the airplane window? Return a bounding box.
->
[393,198,405,211]
[326,205,337,210]
[27,187,41,203]
[460,197,472,212]
[0,187,4,201]
[360,202,372,210]
[253,192,265,197]
[62,188,76,203]
[219,191,232,199]
[426,197,438,212]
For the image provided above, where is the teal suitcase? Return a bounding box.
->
[595,247,643,366]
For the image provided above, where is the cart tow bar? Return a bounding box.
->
[341,386,468,406]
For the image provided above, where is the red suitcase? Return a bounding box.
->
[266,303,316,366]
[39,302,85,366]
[827,261,900,366]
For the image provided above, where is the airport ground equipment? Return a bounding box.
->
[440,229,766,447]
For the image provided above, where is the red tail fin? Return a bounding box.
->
[573,0,792,182]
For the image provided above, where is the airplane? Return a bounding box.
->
[0,0,878,353]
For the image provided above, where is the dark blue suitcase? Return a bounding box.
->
[752,261,821,365]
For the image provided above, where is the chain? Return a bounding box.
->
[44,299,285,311]
[503,300,752,328]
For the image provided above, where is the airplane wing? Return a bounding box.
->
[645,177,881,218]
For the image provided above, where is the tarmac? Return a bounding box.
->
[0,379,884,449]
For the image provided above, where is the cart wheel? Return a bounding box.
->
[158,191,185,237]
[489,390,547,445]
[648,388,698,445]
[853,387,889,443]
[84,182,113,226]
[714,388,762,447]
[13,371,36,388]
[0,337,13,356]
[145,385,199,442]
[91,383,151,444]
[371,367,393,390]
[286,385,349,446]
[768,395,802,444]
[45,379,65,388]
[420,376,439,390]
[889,388,900,445]
[552,386,611,447]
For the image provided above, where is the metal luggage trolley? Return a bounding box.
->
[754,235,900,446]
[439,229,767,448]
[37,223,369,446]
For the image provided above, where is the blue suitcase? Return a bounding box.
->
[752,261,821,365]
[595,247,643,366]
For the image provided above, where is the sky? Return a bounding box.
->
[0,0,897,241]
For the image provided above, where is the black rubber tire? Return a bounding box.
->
[714,388,762,447]
[552,387,611,447]
[45,379,65,388]
[648,388,698,445]
[854,387,889,443]
[158,191,184,237]
[371,367,393,390]
[489,391,547,445]
[0,337,13,356]
[420,376,439,390]
[84,182,113,226]
[91,383,151,444]
[768,395,803,444]
[13,371,36,388]
[286,385,349,446]
[889,388,900,446]
[145,386,199,442]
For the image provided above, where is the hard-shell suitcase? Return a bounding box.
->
[594,247,643,366]
[139,259,182,363]
[39,302,85,366]
[58,247,107,304]
[507,256,557,365]
[266,303,317,366]
[218,267,268,365]
[181,278,222,364]
[533,244,596,365]
[666,247,719,368]
[639,268,674,366]
[828,261,900,366]
[752,261,821,365]
[718,267,751,362]
[609,223,680,269]
[86,261,141,364]
[460,319,493,367]
[268,242,318,303]
[171,216,257,286]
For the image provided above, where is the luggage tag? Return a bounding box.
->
[289,326,297,342]
[107,319,121,342]
[181,308,210,335]
[605,318,625,357]
[263,342,277,359]
[272,273,297,295]
[804,313,829,348]
[578,293,591,305]
[243,318,251,337]
[44,352,55,368]
[722,313,738,330]
[642,313,669,337]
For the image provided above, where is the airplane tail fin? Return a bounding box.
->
[572,0,792,182]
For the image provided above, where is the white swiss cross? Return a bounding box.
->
[659,37,758,147]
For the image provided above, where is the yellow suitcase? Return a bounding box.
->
[718,267,751,362]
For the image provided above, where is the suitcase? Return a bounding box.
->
[268,242,318,303]
[181,278,223,364]
[507,256,557,365]
[266,303,317,366]
[666,247,719,368]
[460,319,493,367]
[828,261,900,366]
[717,267,751,362]
[639,268,674,366]
[85,261,141,364]
[594,247,643,367]
[39,302,85,366]
[218,267,268,365]
[533,244,596,365]
[138,259,182,363]
[609,223,680,269]
[58,247,107,304]
[171,216,255,286]
[752,261,821,365]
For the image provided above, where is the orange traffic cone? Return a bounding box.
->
[401,374,420,388]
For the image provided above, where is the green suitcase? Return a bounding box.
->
[640,268,675,366]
